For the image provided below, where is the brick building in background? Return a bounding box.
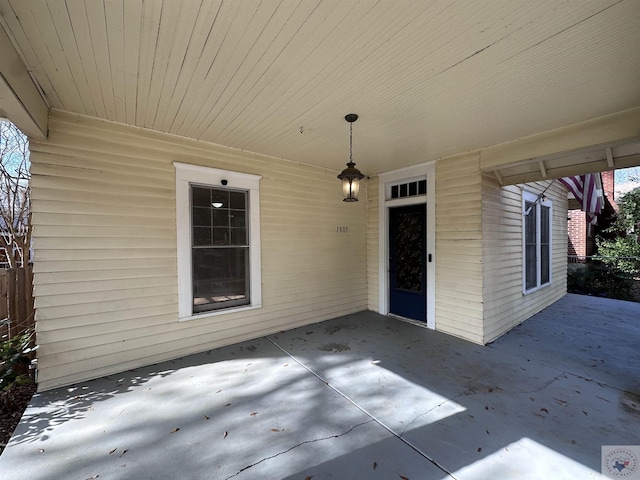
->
[567,170,618,259]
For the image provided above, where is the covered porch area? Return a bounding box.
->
[1,293,638,479]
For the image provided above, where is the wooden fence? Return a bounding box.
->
[0,267,35,340]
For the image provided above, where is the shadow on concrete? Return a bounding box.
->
[0,294,638,479]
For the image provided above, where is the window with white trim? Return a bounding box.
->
[523,191,552,293]
[174,163,262,320]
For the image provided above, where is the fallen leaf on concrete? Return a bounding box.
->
[486,430,490,435]
[224,431,228,439]
[109,448,117,455]
[204,415,210,420]
[540,408,549,414]
[555,399,567,407]
[373,462,377,470]
[271,429,282,432]
[216,390,222,394]
[399,475,409,480]
[170,428,180,434]
[37,449,45,453]
[304,476,313,480]
[85,476,99,480]
[225,403,231,407]
[250,412,258,416]
[582,411,588,416]
[477,447,482,453]
[119,449,128,458]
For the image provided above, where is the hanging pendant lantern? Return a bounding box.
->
[337,114,365,202]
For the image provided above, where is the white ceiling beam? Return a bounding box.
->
[538,160,547,177]
[0,25,48,139]
[605,147,614,168]
[493,169,503,185]
[480,107,640,172]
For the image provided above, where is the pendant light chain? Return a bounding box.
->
[349,122,353,163]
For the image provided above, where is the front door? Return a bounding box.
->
[389,204,427,322]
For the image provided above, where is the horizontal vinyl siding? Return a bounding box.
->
[366,176,379,312]
[435,152,484,343]
[31,110,367,390]
[481,177,567,342]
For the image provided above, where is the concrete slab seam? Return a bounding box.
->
[265,336,458,480]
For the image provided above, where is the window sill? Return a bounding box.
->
[178,303,262,323]
[523,283,551,295]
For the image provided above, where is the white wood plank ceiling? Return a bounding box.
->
[1,0,639,176]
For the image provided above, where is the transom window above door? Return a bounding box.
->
[388,178,427,200]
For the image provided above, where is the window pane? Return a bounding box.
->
[524,202,536,243]
[230,210,245,228]
[192,187,211,207]
[193,227,212,246]
[409,182,417,196]
[230,228,247,246]
[211,190,229,208]
[540,206,550,243]
[213,228,229,245]
[192,248,249,312]
[418,180,426,195]
[399,184,408,197]
[541,244,550,284]
[229,191,246,209]
[212,209,229,227]
[391,185,399,199]
[192,207,211,227]
[525,245,537,290]
[524,201,537,290]
[540,205,550,284]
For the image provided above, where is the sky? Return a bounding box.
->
[614,166,640,198]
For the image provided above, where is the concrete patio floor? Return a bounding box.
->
[1,294,638,479]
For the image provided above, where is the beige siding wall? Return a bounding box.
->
[366,176,379,312]
[435,152,484,343]
[481,177,567,343]
[31,110,367,390]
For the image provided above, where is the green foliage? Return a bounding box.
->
[0,327,35,392]
[596,187,640,275]
[596,237,640,275]
[567,263,634,301]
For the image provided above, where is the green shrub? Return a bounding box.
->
[595,237,640,275]
[0,327,35,392]
[567,263,633,301]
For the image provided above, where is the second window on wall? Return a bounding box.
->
[523,191,552,293]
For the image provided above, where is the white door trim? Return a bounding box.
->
[378,162,435,329]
